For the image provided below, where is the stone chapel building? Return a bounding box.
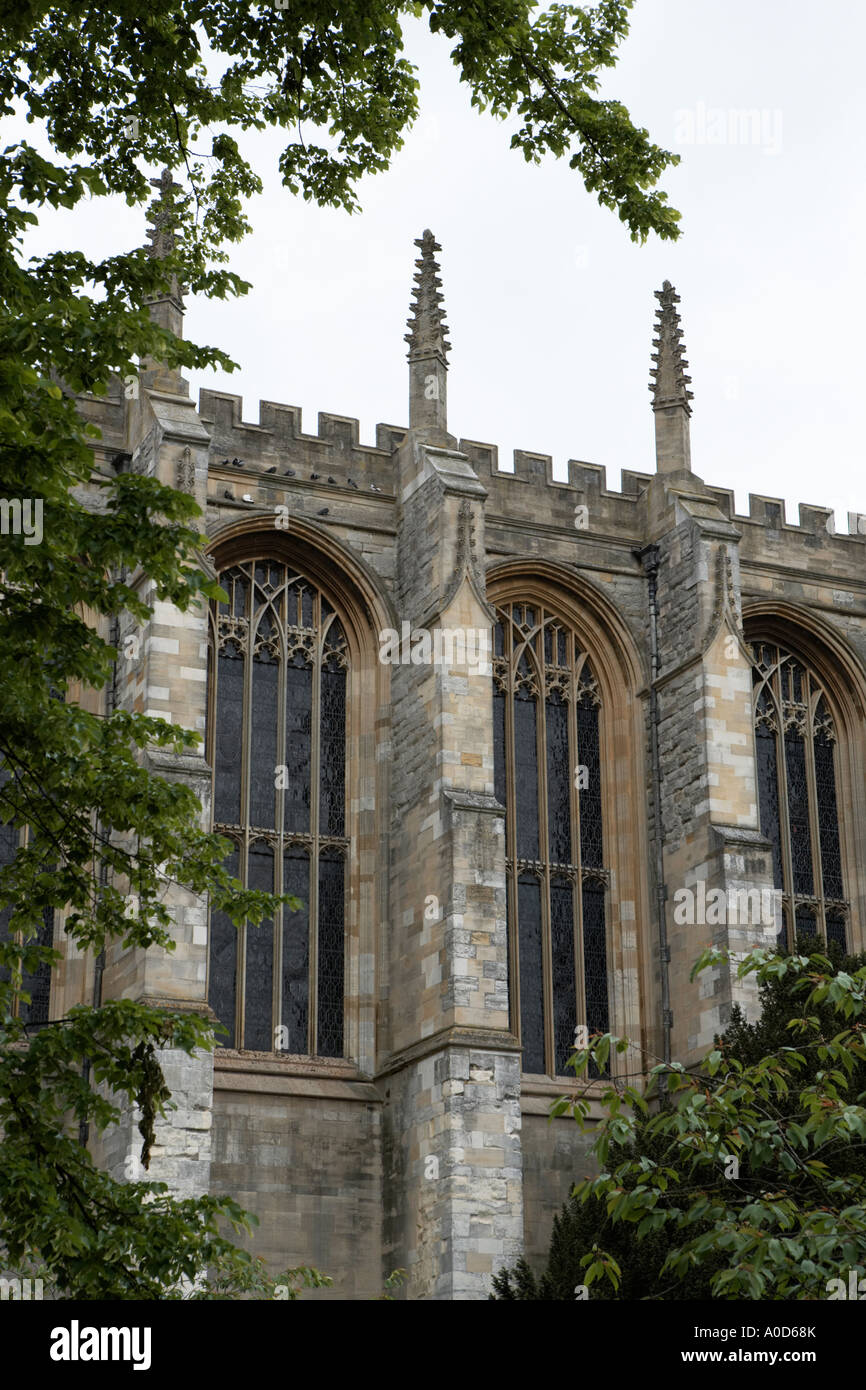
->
[50,188,866,1298]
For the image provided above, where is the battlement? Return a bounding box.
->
[197,391,866,557]
[460,438,649,539]
[460,433,865,549]
[458,438,644,492]
[198,390,405,487]
[74,377,865,564]
[704,486,866,541]
[75,378,126,462]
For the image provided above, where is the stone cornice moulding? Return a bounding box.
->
[443,788,505,817]
[143,748,211,778]
[377,1024,522,1080]
[135,994,219,1022]
[709,824,773,854]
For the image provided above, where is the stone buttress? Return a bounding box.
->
[86,172,216,1199]
[643,282,776,1064]
[381,232,523,1298]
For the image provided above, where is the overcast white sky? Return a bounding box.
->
[17,0,866,528]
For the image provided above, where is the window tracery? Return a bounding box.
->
[207,559,348,1055]
[752,642,847,951]
[493,604,610,1076]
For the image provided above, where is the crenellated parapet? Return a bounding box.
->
[81,377,866,596]
[198,390,404,492]
[705,488,866,585]
[75,378,127,466]
[456,437,866,577]
[460,439,648,542]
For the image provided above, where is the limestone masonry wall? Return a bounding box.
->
[70,238,866,1299]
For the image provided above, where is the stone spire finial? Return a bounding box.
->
[146,167,183,263]
[405,229,451,362]
[649,280,693,414]
[405,230,450,435]
[141,168,186,393]
[649,280,693,474]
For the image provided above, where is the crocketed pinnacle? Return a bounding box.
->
[649,280,693,414]
[145,167,183,262]
[405,229,451,362]
[141,168,186,385]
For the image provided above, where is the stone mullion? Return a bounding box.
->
[504,622,520,1051]
[272,588,288,1047]
[341,636,356,1066]
[772,668,797,950]
[569,664,586,1057]
[308,592,322,1057]
[535,633,554,1078]
[205,610,220,1029]
[832,706,858,950]
[803,676,828,943]
[755,669,792,944]
[237,574,257,1050]
[205,607,217,825]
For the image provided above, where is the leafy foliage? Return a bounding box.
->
[0,0,678,1297]
[493,939,866,1300]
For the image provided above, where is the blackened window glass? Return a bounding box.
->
[492,607,610,1077]
[751,643,848,952]
[208,561,349,1055]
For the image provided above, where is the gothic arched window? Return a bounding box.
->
[207,559,348,1056]
[492,604,610,1076]
[752,642,848,952]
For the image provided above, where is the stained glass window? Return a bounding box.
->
[752,643,848,952]
[493,605,610,1077]
[208,560,349,1055]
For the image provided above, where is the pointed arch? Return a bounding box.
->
[743,602,866,954]
[486,560,650,1078]
[204,518,392,1072]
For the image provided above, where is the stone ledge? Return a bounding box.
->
[377,1024,522,1079]
[135,995,217,1020]
[213,1068,380,1102]
[214,1049,363,1078]
[710,824,772,852]
[520,1073,609,1119]
[520,1092,607,1120]
[143,748,212,778]
[443,789,505,816]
